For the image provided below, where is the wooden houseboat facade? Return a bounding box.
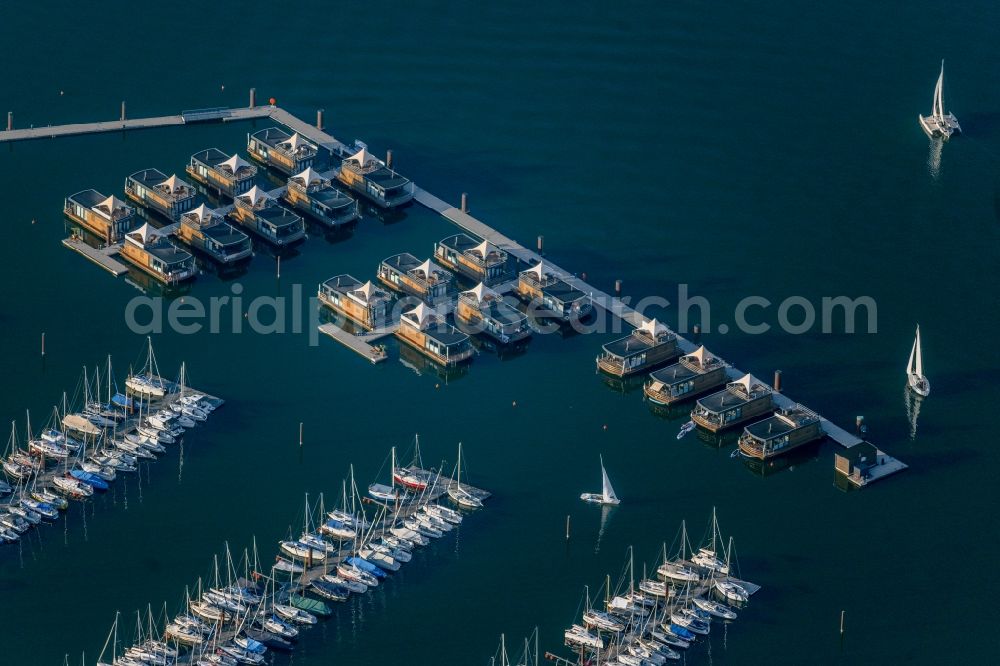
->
[318,274,392,331]
[247,127,318,176]
[516,262,592,321]
[643,345,728,405]
[737,405,823,460]
[691,374,774,432]
[337,144,414,208]
[230,186,305,246]
[395,303,474,367]
[434,234,507,285]
[186,148,257,198]
[283,167,359,228]
[118,223,195,285]
[596,318,678,377]
[377,253,454,304]
[124,169,196,221]
[455,283,532,344]
[176,204,252,264]
[64,189,135,244]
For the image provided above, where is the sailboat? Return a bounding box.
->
[918,60,961,140]
[691,507,729,574]
[447,442,483,509]
[126,337,168,398]
[392,434,435,490]
[368,447,413,504]
[906,325,930,397]
[580,455,621,505]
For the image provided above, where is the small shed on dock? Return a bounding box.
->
[834,442,886,486]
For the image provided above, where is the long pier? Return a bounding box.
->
[17,100,905,485]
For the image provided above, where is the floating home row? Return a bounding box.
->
[318,237,593,368]
[593,323,823,461]
[63,127,414,285]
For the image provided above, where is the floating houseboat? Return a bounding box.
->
[283,167,359,228]
[186,148,257,198]
[596,318,678,377]
[336,143,414,208]
[63,189,135,244]
[124,169,196,221]
[377,253,453,304]
[434,234,508,285]
[175,204,252,264]
[643,345,728,405]
[318,274,392,331]
[737,405,823,460]
[395,303,473,367]
[691,374,773,432]
[455,283,531,344]
[247,127,318,176]
[118,223,195,285]
[229,186,305,246]
[516,262,592,322]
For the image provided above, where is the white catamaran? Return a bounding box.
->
[906,325,930,397]
[918,60,961,140]
[580,455,620,505]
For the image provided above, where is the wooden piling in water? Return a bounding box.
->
[774,369,782,392]
[316,109,324,131]
[120,101,126,122]
[565,514,570,540]
[249,88,256,109]
[299,422,303,447]
[41,332,45,356]
[6,111,11,132]
[460,192,468,213]
[386,149,393,169]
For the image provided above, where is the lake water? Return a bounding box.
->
[1,1,999,664]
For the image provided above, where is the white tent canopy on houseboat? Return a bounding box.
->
[221,154,252,174]
[731,373,761,395]
[129,222,159,245]
[638,318,669,338]
[461,282,498,303]
[403,302,435,328]
[160,174,185,193]
[471,240,494,258]
[684,345,717,367]
[350,280,383,304]
[347,147,375,167]
[293,167,325,187]
[524,261,548,281]
[187,204,214,224]
[239,185,271,207]
[95,194,129,217]
[413,259,445,281]
[280,132,305,150]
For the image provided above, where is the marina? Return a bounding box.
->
[34,100,905,481]
[81,449,490,665]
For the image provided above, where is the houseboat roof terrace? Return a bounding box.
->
[439,233,507,267]
[343,147,410,188]
[602,318,675,358]
[743,405,820,444]
[383,253,453,286]
[192,148,257,178]
[322,274,392,308]
[402,303,468,346]
[68,189,133,221]
[251,127,318,158]
[697,373,772,413]
[128,169,195,201]
[460,283,524,326]
[125,224,191,266]
[184,206,245,245]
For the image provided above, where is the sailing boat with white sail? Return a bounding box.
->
[906,325,930,397]
[447,442,483,509]
[580,455,621,505]
[918,60,961,140]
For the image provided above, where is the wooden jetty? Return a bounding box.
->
[318,323,395,363]
[62,237,130,275]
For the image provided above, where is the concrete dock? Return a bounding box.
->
[61,237,130,275]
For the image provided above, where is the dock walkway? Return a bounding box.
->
[318,323,395,363]
[61,237,129,275]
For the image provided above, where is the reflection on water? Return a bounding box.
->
[124,266,192,299]
[904,386,923,440]
[594,503,615,554]
[469,335,531,361]
[397,342,469,383]
[927,138,943,180]
[597,372,646,395]
[646,398,695,422]
[740,440,822,478]
[694,427,739,451]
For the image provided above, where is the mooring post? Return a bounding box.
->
[6,111,11,132]
[249,87,256,109]
[277,255,281,279]
[537,235,544,255]
[774,369,782,392]
[316,109,324,131]
[840,610,845,635]
[386,149,393,169]
[460,192,469,213]
[41,332,45,356]
[565,514,570,540]
[299,422,303,447]
[120,101,126,122]
[614,279,622,297]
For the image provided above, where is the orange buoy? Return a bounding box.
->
[269,97,277,106]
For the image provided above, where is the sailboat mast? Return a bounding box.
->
[915,326,924,376]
